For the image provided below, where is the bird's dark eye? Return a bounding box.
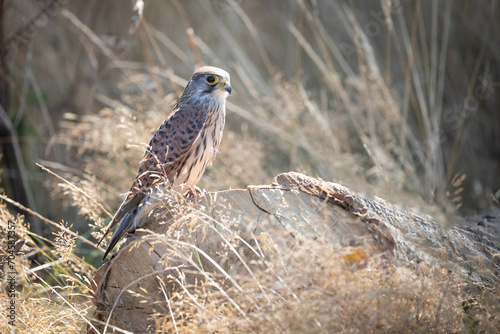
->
[205,75,219,85]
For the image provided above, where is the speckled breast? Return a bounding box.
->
[172,105,226,192]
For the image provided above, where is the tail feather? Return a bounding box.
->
[97,192,145,249]
[102,208,138,259]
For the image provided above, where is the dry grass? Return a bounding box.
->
[93,189,500,333]
[180,249,466,333]
[0,201,96,333]
[1,0,499,333]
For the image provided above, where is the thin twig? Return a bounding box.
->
[36,163,113,218]
[0,193,104,251]
[24,265,101,333]
[157,276,179,334]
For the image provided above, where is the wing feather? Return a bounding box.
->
[131,103,209,192]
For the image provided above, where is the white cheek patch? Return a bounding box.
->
[212,90,229,105]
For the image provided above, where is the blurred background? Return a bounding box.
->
[1,0,499,259]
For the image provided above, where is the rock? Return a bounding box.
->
[89,172,500,333]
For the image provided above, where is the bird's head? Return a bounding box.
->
[181,66,231,105]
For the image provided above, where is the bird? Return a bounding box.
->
[98,66,231,259]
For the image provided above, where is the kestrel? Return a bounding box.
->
[98,66,231,259]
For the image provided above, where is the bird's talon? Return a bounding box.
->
[186,186,204,198]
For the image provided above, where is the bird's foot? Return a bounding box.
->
[185,186,205,198]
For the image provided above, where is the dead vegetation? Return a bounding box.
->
[91,177,500,333]
[0,0,499,332]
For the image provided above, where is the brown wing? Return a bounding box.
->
[98,103,209,248]
[131,103,209,193]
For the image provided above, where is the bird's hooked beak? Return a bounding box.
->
[218,81,232,94]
